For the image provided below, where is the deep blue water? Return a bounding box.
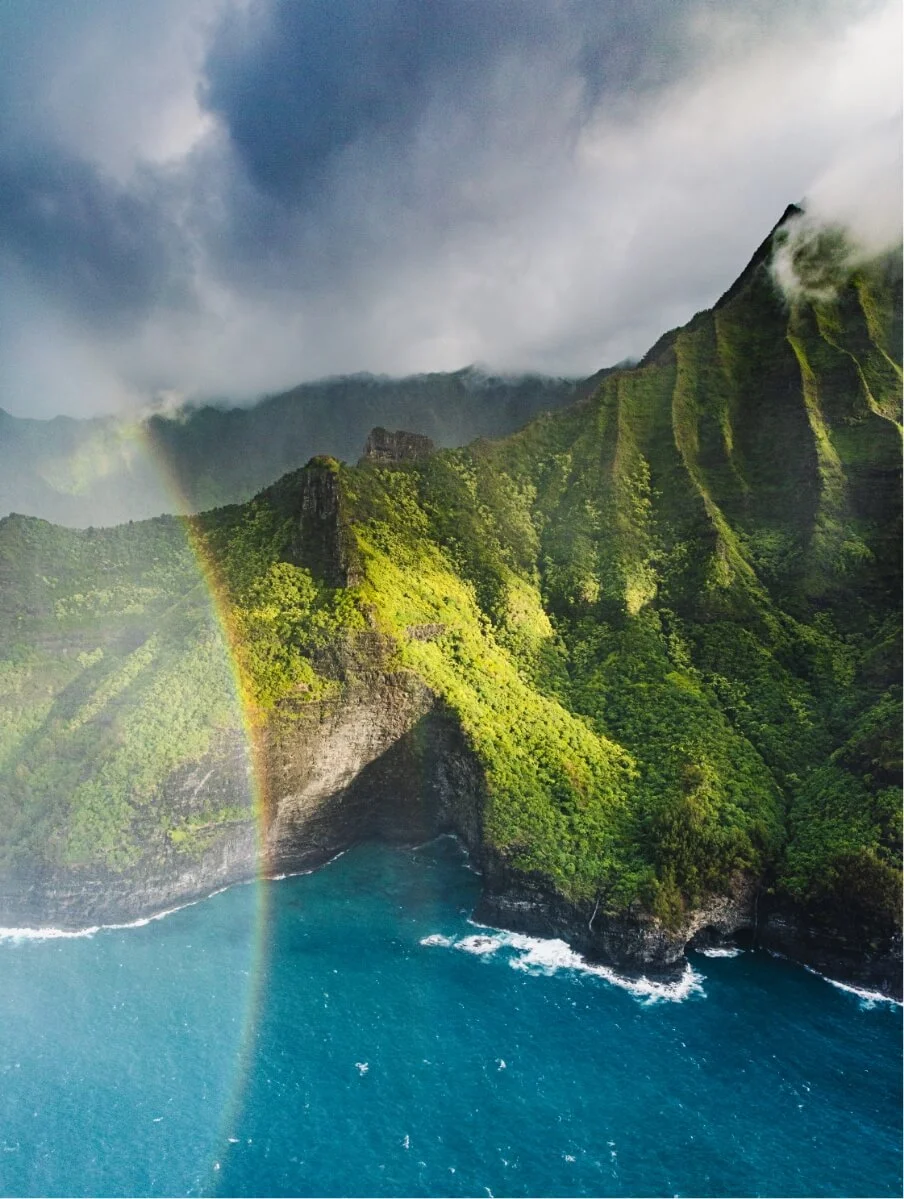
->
[0,838,900,1198]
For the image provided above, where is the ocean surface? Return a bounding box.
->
[0,838,900,1198]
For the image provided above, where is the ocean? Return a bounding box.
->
[0,838,900,1198]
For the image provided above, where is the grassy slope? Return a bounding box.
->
[0,238,899,938]
[334,246,902,928]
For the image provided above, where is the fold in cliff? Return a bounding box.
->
[0,213,900,992]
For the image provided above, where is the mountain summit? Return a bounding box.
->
[0,214,900,993]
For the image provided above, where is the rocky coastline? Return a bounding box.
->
[1,673,899,1001]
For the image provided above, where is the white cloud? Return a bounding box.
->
[0,0,899,417]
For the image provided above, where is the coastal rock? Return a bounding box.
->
[755,902,903,999]
[474,867,757,979]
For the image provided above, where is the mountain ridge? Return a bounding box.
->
[0,215,900,994]
[0,367,589,528]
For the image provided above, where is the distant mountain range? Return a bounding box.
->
[0,367,599,527]
[0,211,900,995]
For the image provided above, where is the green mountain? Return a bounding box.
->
[0,368,586,527]
[0,213,900,992]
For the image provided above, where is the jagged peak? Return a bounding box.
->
[713,202,804,311]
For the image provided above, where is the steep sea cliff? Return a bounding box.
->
[0,213,900,996]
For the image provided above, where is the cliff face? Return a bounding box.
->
[0,217,900,995]
[0,669,485,930]
[361,427,436,464]
[290,458,362,587]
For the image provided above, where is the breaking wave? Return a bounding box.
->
[0,883,246,944]
[420,925,705,1004]
[802,965,902,1009]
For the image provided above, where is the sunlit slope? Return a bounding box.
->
[0,515,243,868]
[0,228,899,945]
[332,239,901,930]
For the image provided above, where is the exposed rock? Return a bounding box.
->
[362,427,436,464]
[405,622,446,641]
[289,457,361,587]
[475,865,757,980]
[754,901,903,1000]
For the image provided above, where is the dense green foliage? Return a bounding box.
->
[0,513,237,867]
[0,225,899,941]
[328,241,901,928]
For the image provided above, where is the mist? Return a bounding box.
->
[0,0,899,419]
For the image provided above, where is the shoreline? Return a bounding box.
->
[1,841,899,1008]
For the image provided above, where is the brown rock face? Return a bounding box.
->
[362,427,436,464]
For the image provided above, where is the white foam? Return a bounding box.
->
[802,965,902,1009]
[0,894,214,944]
[0,872,286,944]
[697,947,743,958]
[420,923,705,1004]
[267,847,350,883]
[0,924,101,943]
[455,934,501,956]
[355,1062,369,1075]
[0,877,266,945]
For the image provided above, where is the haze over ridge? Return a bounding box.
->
[0,0,900,419]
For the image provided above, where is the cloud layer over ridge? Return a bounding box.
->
[0,0,900,417]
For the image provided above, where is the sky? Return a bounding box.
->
[0,0,900,419]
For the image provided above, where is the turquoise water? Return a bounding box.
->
[0,839,900,1198]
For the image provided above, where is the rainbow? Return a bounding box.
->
[135,420,277,1182]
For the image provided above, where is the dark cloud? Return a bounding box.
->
[201,0,520,202]
[0,0,899,417]
[0,145,188,327]
[197,0,692,268]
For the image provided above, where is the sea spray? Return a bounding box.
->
[420,925,705,1004]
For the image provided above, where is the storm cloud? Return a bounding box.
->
[0,0,900,417]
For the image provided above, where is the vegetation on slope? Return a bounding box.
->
[0,221,899,942]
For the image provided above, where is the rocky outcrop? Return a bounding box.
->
[0,671,486,931]
[475,864,757,979]
[405,622,446,641]
[754,900,903,999]
[290,458,362,586]
[260,674,484,875]
[362,427,436,464]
